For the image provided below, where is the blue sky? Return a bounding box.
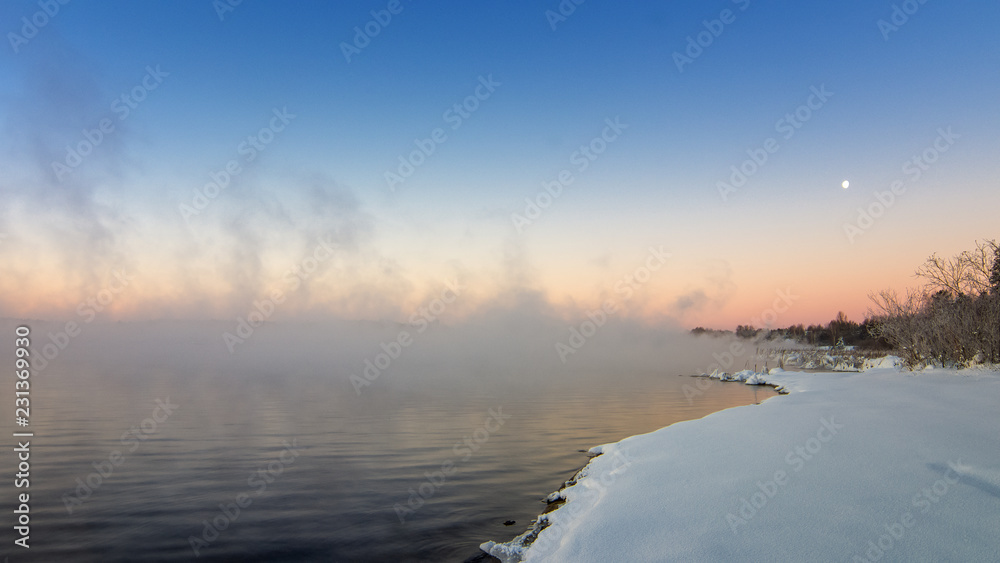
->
[1,0,998,326]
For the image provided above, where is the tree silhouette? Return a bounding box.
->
[991,244,1000,294]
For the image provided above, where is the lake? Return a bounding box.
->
[7,322,775,561]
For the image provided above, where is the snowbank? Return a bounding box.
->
[481,363,1000,562]
[863,354,904,371]
[704,368,771,384]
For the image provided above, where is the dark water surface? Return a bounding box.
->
[4,356,775,562]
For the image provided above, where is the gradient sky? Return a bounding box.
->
[1,0,998,328]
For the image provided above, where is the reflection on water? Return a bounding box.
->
[8,363,775,562]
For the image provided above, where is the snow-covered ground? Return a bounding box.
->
[482,362,1000,562]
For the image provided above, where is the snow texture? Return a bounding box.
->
[482,362,1000,562]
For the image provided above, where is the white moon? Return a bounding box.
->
[842,180,850,189]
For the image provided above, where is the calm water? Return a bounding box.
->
[4,336,775,562]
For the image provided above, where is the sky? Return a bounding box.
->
[1,0,998,330]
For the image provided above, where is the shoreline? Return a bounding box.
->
[478,370,787,562]
[480,361,1000,562]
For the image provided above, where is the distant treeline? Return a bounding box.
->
[692,239,1000,366]
[691,313,892,350]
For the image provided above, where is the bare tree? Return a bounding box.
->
[991,244,1000,293]
[867,288,928,365]
[868,240,999,366]
[915,239,997,296]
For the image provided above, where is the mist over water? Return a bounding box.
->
[2,315,772,561]
[16,298,763,388]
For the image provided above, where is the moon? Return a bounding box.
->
[842,180,850,189]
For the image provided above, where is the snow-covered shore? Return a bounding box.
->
[482,363,1000,562]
